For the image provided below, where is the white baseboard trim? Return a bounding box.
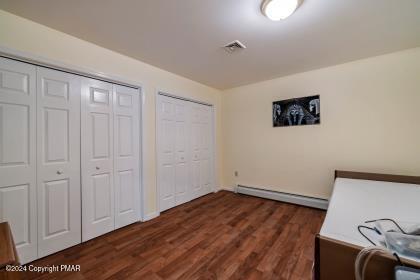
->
[143,211,160,222]
[216,187,235,192]
[236,185,329,210]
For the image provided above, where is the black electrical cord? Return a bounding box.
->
[364,218,407,234]
[357,225,377,246]
[357,218,406,267]
[393,253,404,266]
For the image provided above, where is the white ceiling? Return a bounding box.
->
[1,0,419,89]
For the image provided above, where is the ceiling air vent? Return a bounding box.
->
[223,40,246,53]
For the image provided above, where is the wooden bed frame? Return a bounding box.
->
[314,170,420,280]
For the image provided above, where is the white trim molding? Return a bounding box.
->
[236,185,329,210]
[0,45,144,89]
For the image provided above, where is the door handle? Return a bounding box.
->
[56,170,63,175]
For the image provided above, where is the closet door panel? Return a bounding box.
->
[190,103,213,199]
[1,105,28,164]
[175,163,188,200]
[42,180,70,236]
[82,78,114,241]
[190,105,203,200]
[174,102,189,205]
[92,173,112,220]
[191,161,200,195]
[157,95,176,211]
[200,106,212,196]
[44,108,68,162]
[113,85,140,229]
[92,113,111,158]
[0,184,31,250]
[37,67,81,257]
[161,162,175,204]
[0,58,37,264]
[157,95,191,211]
[117,170,134,214]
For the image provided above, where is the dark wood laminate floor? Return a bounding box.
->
[22,191,325,280]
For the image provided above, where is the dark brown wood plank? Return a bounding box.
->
[20,191,325,280]
[335,170,420,184]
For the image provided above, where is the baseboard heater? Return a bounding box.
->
[236,185,329,210]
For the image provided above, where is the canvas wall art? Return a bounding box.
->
[273,95,320,127]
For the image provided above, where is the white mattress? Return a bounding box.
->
[320,178,420,247]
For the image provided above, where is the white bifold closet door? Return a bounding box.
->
[0,58,37,264]
[157,94,213,212]
[36,67,81,257]
[190,103,213,200]
[81,78,115,241]
[37,67,81,257]
[0,57,141,261]
[81,79,140,241]
[157,95,190,211]
[113,85,140,229]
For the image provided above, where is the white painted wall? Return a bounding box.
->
[222,48,420,199]
[0,10,223,217]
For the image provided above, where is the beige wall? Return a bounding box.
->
[0,10,223,216]
[222,48,420,199]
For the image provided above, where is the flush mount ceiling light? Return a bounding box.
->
[261,0,301,21]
